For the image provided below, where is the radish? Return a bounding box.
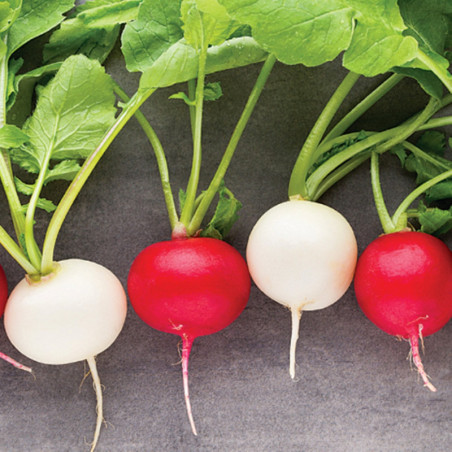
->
[352,152,452,391]
[246,199,357,378]
[0,0,272,440]
[4,259,127,447]
[0,264,32,372]
[0,265,6,317]
[4,259,126,366]
[354,231,452,392]
[113,0,276,435]
[220,0,452,381]
[128,237,250,435]
[1,17,131,446]
[244,74,447,381]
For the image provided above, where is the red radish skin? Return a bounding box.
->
[0,265,6,316]
[127,237,251,435]
[354,231,452,391]
[0,265,32,373]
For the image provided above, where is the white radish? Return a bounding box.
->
[4,258,127,451]
[246,199,357,378]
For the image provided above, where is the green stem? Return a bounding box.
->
[24,151,53,270]
[370,152,395,233]
[312,151,371,201]
[0,153,25,240]
[0,36,8,127]
[418,115,452,131]
[180,46,208,228]
[313,130,371,163]
[186,53,277,236]
[417,49,452,94]
[0,225,38,274]
[188,78,197,143]
[288,71,361,199]
[113,83,178,230]
[307,128,395,196]
[322,73,404,144]
[0,36,26,242]
[373,97,439,152]
[392,168,452,228]
[40,89,153,275]
[307,96,441,198]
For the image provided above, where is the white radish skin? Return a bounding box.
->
[246,199,357,378]
[4,258,127,451]
[4,258,127,365]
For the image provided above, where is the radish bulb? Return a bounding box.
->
[354,231,452,392]
[128,237,251,435]
[246,199,357,379]
[0,264,32,373]
[4,259,127,450]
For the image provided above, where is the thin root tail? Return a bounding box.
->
[0,352,32,373]
[409,333,437,392]
[86,356,104,451]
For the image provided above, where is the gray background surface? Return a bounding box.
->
[0,44,451,451]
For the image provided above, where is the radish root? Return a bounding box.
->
[0,351,32,373]
[289,307,303,380]
[87,356,104,451]
[409,332,437,392]
[181,335,197,436]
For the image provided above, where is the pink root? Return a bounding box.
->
[0,352,32,373]
[409,331,436,392]
[181,335,197,435]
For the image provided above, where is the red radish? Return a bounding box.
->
[0,265,7,316]
[354,230,452,391]
[0,264,32,373]
[127,237,251,435]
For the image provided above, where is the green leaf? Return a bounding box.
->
[398,0,452,90]
[14,177,57,212]
[204,81,222,101]
[75,0,141,27]
[342,18,418,76]
[181,0,238,49]
[7,62,61,124]
[403,131,451,184]
[171,81,223,104]
[417,202,452,235]
[11,54,117,184]
[45,159,82,183]
[169,91,196,106]
[220,0,419,76]
[416,130,446,156]
[200,181,242,239]
[425,180,452,204]
[6,0,74,57]
[310,131,369,175]
[220,0,354,66]
[390,143,407,166]
[21,198,57,213]
[0,38,6,60]
[0,124,28,148]
[395,130,452,236]
[139,36,267,90]
[393,66,444,99]
[399,0,452,56]
[43,0,140,63]
[14,176,34,195]
[121,0,183,72]
[0,0,22,34]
